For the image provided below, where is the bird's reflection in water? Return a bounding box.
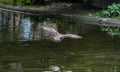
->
[49,65,64,72]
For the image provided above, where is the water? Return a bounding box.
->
[0,10,120,72]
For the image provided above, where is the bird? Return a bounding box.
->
[49,65,64,72]
[41,26,82,42]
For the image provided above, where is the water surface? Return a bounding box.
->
[0,10,120,72]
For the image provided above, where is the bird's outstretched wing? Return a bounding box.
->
[41,26,60,36]
[63,34,82,39]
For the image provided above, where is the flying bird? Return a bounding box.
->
[41,26,82,42]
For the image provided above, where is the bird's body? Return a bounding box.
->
[41,26,82,42]
[49,65,61,72]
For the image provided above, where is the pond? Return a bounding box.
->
[0,10,120,72]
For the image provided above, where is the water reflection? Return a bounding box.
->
[0,10,120,72]
[0,53,120,72]
[0,11,81,41]
[21,17,33,40]
[0,61,23,72]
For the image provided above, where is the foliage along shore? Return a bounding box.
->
[0,3,66,14]
[0,3,96,16]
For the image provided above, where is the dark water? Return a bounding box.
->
[0,10,120,72]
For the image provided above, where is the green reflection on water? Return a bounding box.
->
[0,11,120,72]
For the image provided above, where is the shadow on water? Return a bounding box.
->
[0,10,120,72]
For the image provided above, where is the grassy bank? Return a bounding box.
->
[0,0,32,5]
[0,0,13,4]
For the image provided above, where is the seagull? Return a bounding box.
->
[41,26,82,42]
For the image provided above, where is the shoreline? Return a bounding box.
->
[0,3,96,15]
[0,3,73,15]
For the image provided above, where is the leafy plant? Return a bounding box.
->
[100,10,110,17]
[100,3,120,17]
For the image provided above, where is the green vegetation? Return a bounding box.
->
[92,3,120,37]
[100,4,120,36]
[100,3,120,17]
[92,3,120,18]
[0,0,31,5]
[0,0,13,4]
